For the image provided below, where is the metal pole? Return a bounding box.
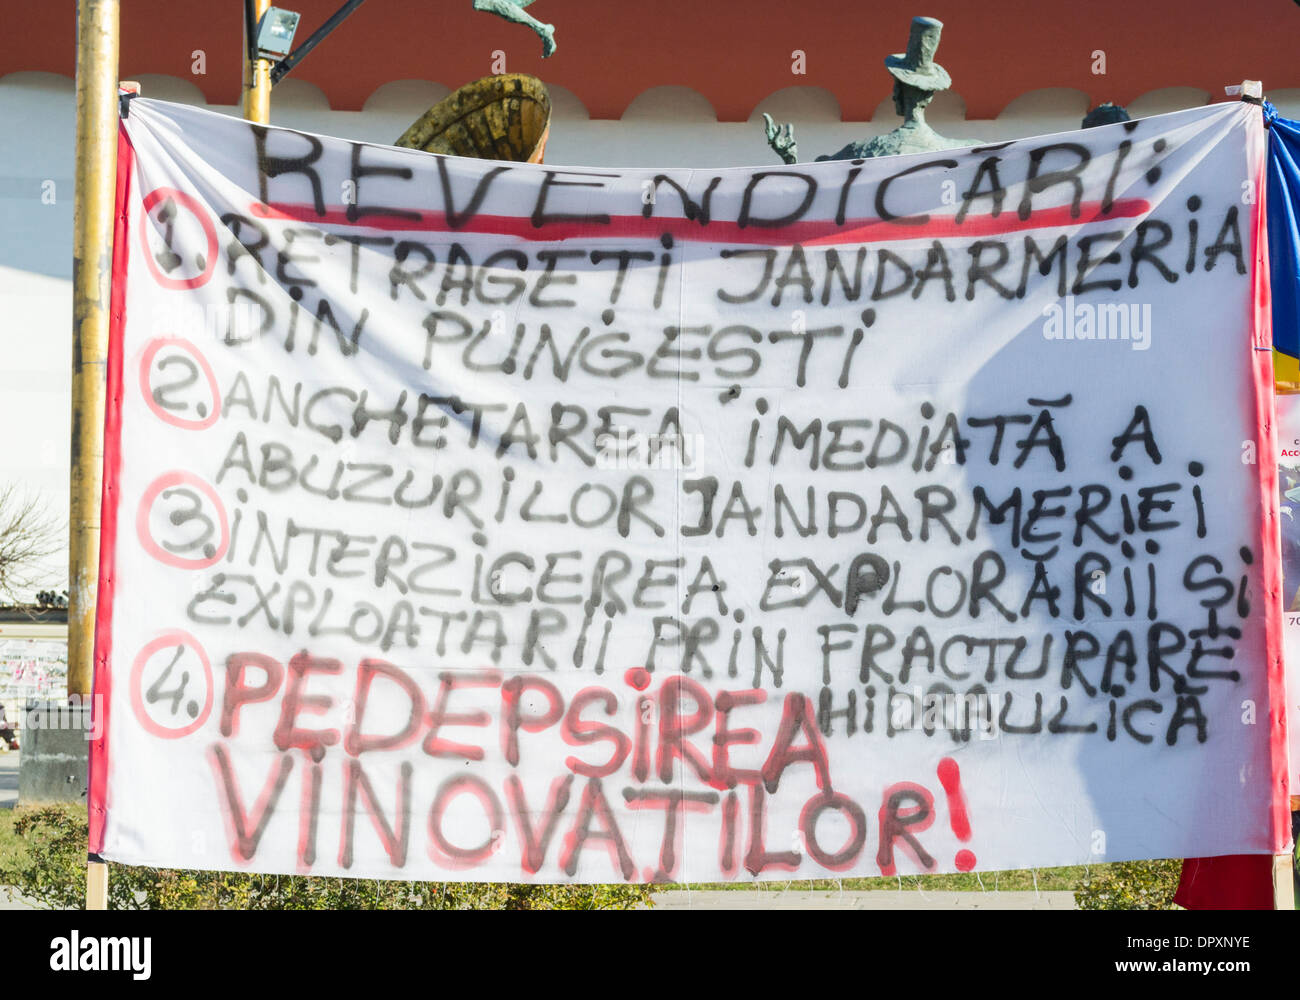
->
[271,0,368,85]
[242,0,271,124]
[72,0,119,913]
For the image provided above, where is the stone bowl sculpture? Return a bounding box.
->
[394,73,551,163]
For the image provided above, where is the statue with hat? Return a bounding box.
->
[1081,102,1131,129]
[764,16,978,162]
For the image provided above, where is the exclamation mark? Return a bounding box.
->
[626,668,653,783]
[936,756,976,872]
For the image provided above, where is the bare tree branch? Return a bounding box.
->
[0,484,65,605]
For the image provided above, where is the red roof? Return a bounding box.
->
[4,0,1293,120]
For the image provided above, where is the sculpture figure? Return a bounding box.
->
[474,0,557,57]
[764,16,978,162]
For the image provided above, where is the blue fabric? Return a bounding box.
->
[1269,112,1300,362]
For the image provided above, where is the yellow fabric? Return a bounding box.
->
[1276,349,1300,394]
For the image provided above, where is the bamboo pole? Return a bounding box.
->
[69,1,118,699]
[71,0,119,913]
[242,0,272,124]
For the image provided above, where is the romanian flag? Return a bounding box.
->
[1271,112,1300,391]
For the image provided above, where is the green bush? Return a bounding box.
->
[0,806,653,911]
[1074,859,1182,910]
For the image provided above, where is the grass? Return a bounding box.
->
[0,806,35,873]
[679,867,1089,892]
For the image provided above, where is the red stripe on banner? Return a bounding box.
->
[248,198,1151,244]
[1250,122,1292,860]
[1184,114,1293,908]
[88,123,134,857]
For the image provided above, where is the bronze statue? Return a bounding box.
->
[764,17,978,162]
[474,0,557,57]
[1082,103,1131,128]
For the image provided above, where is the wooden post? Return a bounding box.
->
[87,860,109,910]
[242,0,272,124]
[1274,853,1295,910]
[1287,797,1300,911]
[1229,75,1297,912]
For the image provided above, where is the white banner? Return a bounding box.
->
[92,97,1289,883]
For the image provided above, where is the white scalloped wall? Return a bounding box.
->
[11,72,1296,168]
